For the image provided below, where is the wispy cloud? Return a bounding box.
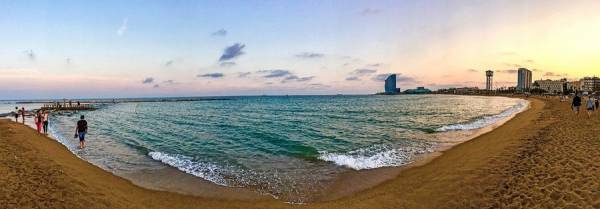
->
[238,72,252,77]
[346,76,360,81]
[295,52,324,59]
[543,72,568,77]
[372,73,417,83]
[66,58,71,64]
[219,43,245,62]
[142,77,154,84]
[346,68,377,81]
[366,63,383,68]
[162,80,179,85]
[466,69,479,73]
[117,18,128,36]
[153,84,160,88]
[164,60,174,67]
[257,69,314,83]
[211,29,227,36]
[23,49,35,60]
[197,73,224,78]
[258,69,292,78]
[360,8,381,15]
[219,61,236,67]
[282,75,315,83]
[497,69,518,74]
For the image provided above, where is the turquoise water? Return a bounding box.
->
[43,95,527,202]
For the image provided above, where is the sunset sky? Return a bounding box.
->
[1,0,599,99]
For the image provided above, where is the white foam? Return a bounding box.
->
[148,151,229,186]
[436,100,529,132]
[318,145,432,170]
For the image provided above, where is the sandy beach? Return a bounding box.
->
[1,97,599,208]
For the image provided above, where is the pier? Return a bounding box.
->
[40,103,96,111]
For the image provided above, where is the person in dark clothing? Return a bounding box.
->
[572,94,582,115]
[75,115,88,149]
[14,107,19,122]
[596,98,599,111]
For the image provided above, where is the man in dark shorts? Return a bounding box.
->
[21,107,26,123]
[572,94,581,115]
[75,115,88,149]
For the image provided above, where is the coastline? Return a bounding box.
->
[2,97,596,208]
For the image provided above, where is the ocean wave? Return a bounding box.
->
[148,151,230,186]
[435,100,529,132]
[318,145,432,170]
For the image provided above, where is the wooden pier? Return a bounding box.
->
[40,103,97,111]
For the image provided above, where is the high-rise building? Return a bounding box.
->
[517,68,532,91]
[384,74,399,94]
[485,70,494,91]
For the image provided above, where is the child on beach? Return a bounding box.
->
[572,94,581,115]
[75,115,88,149]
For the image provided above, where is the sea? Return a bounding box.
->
[0,95,529,202]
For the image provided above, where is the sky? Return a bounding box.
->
[1,0,600,99]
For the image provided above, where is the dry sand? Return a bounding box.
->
[1,97,598,208]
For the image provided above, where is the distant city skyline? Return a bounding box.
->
[1,0,600,99]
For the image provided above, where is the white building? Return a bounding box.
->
[534,79,565,94]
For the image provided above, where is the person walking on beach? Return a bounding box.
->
[572,94,582,115]
[21,107,26,123]
[586,96,595,118]
[14,107,19,122]
[596,97,599,111]
[75,115,88,149]
[42,111,49,135]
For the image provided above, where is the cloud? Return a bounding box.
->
[524,59,535,63]
[117,18,128,36]
[372,73,417,83]
[211,29,227,36]
[466,69,479,73]
[257,69,314,83]
[346,76,360,81]
[66,58,71,64]
[351,68,377,76]
[257,69,292,78]
[162,80,178,85]
[219,61,236,67]
[164,60,174,67]
[23,49,35,60]
[366,63,382,68]
[238,72,252,77]
[295,52,324,59]
[219,43,245,62]
[197,73,224,78]
[153,84,160,88]
[282,75,315,83]
[543,72,568,77]
[497,69,518,74]
[142,77,154,84]
[360,8,381,15]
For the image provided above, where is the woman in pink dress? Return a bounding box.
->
[35,110,43,133]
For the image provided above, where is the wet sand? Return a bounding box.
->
[1,97,599,208]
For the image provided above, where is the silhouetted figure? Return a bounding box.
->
[14,107,19,122]
[572,94,581,115]
[75,115,88,149]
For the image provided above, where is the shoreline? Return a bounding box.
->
[4,96,596,208]
[3,96,530,203]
